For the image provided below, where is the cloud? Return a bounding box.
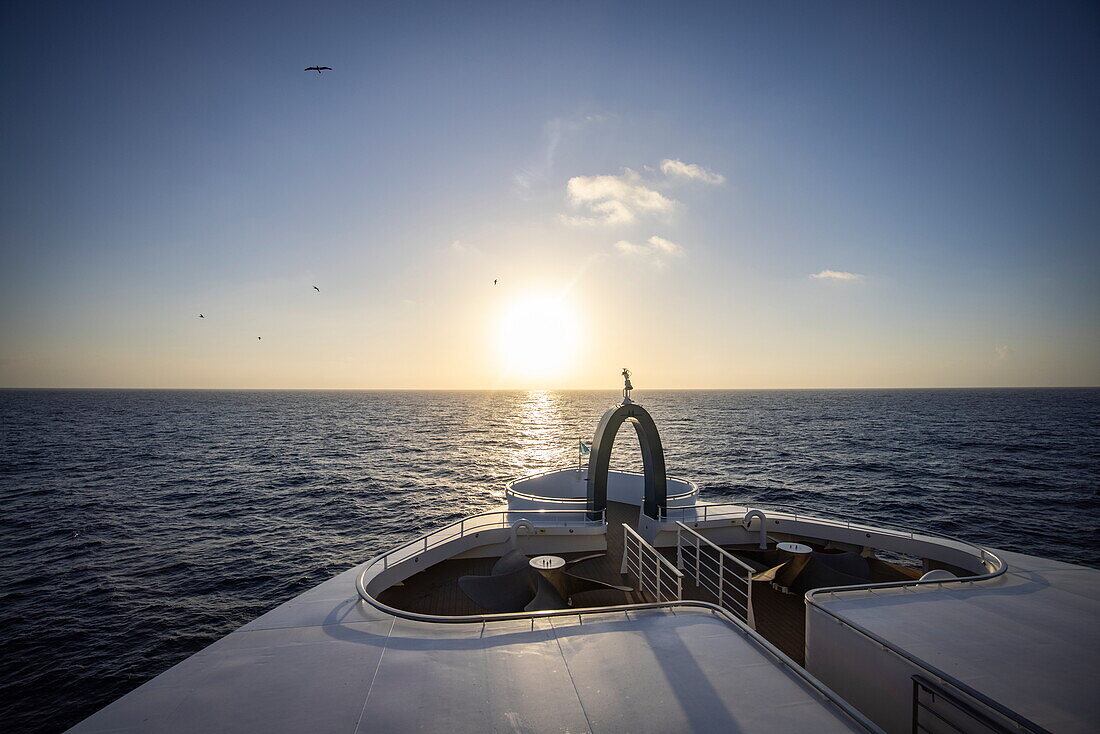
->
[660,159,725,185]
[449,240,482,256]
[562,169,676,226]
[614,235,685,267]
[810,269,864,282]
[515,113,611,191]
[613,240,647,256]
[647,235,684,256]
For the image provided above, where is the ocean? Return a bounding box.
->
[1,388,1098,732]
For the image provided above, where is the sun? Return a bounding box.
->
[495,293,581,382]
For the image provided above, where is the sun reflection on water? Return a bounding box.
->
[502,391,572,477]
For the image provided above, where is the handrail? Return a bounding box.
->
[367,508,605,574]
[621,522,683,603]
[674,520,756,575]
[661,501,1005,576]
[675,520,754,626]
[622,523,683,580]
[354,555,882,733]
[737,502,1021,731]
[912,675,1031,734]
[505,467,698,503]
[350,501,1021,733]
[805,572,1039,733]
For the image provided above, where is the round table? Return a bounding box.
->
[529,555,566,572]
[777,542,812,555]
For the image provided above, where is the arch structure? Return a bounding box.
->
[586,402,668,520]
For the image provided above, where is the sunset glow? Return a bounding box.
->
[495,294,581,383]
[0,3,1096,389]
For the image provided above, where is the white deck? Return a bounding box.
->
[810,549,1100,732]
[68,562,871,733]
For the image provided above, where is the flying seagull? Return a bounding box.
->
[198,314,205,318]
[257,336,262,340]
[313,285,320,292]
[493,279,498,286]
[304,66,332,74]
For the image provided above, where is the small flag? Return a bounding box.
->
[579,441,591,455]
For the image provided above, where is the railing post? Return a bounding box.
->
[695,538,701,586]
[746,568,755,629]
[620,524,629,575]
[676,525,683,570]
[718,550,725,609]
[656,559,663,601]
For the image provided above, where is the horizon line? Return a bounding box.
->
[2,385,1097,391]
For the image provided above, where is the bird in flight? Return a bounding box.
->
[493,279,498,286]
[313,285,320,292]
[257,336,262,341]
[304,66,332,74]
[198,314,205,318]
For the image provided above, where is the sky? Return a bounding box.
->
[1,1,1098,389]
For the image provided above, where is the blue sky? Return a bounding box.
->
[1,1,1097,388]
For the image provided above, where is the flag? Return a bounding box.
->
[579,441,591,455]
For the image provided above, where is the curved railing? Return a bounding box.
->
[351,501,1023,733]
[676,503,1021,730]
[352,512,883,733]
[359,507,605,576]
[661,501,1029,729]
[805,594,1047,732]
[660,500,1006,577]
[505,467,698,504]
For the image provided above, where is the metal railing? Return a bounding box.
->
[660,501,1004,576]
[366,508,605,575]
[662,500,1027,730]
[505,467,698,504]
[621,523,683,603]
[675,521,755,627]
[912,674,1047,734]
[802,592,1043,734]
[352,513,884,733]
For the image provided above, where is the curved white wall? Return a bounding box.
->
[507,468,697,510]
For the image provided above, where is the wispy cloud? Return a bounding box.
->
[613,239,648,256]
[647,235,683,256]
[660,159,725,185]
[810,269,864,281]
[449,240,482,257]
[515,113,611,192]
[614,235,685,267]
[562,169,676,226]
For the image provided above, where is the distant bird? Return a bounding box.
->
[198,314,205,318]
[257,336,262,340]
[493,279,498,286]
[304,66,332,74]
[313,285,320,292]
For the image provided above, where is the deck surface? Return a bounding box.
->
[68,547,874,733]
[811,549,1100,734]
